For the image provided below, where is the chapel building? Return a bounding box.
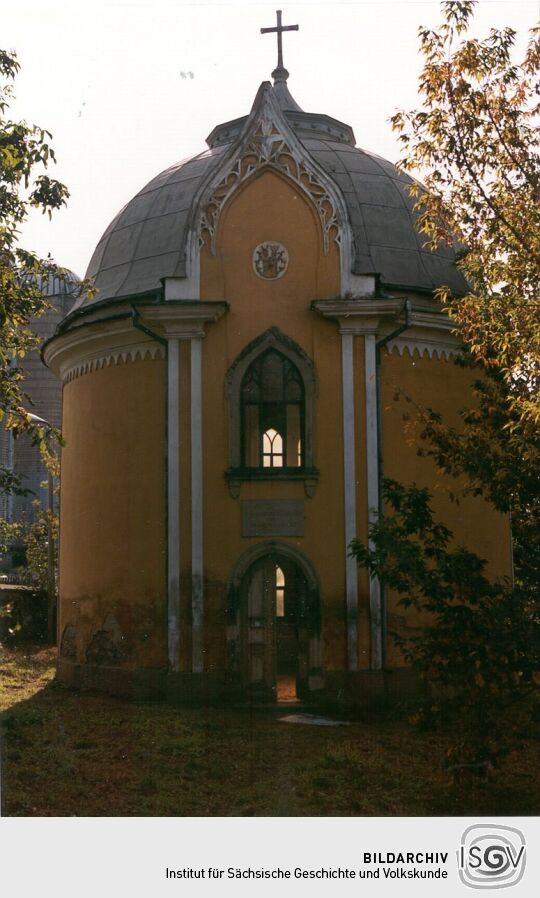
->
[44,20,511,704]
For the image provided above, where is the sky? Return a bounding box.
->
[4,0,538,278]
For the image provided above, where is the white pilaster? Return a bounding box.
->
[341,332,358,671]
[167,339,181,671]
[191,337,204,673]
[364,333,383,669]
[135,302,227,678]
[311,298,462,673]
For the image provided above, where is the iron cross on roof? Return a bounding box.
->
[261,10,299,72]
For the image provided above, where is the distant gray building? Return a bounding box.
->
[0,271,80,523]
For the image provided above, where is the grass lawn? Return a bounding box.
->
[1,644,539,817]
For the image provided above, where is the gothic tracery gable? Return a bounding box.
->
[196,84,347,257]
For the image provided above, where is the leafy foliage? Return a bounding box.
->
[0,503,56,642]
[390,2,540,604]
[351,480,539,769]
[391,1,540,424]
[0,515,22,556]
[0,48,74,494]
[0,587,47,643]
[22,504,57,592]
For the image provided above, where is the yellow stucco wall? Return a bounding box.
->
[199,169,349,671]
[380,347,512,666]
[59,356,166,668]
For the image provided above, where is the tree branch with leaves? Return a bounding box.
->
[351,480,539,772]
[388,1,539,604]
[0,48,80,496]
[353,3,540,772]
[391,0,540,423]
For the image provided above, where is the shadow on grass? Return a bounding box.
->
[1,649,539,817]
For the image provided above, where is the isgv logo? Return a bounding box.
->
[458,824,526,889]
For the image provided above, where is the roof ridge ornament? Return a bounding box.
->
[260,9,299,84]
[196,83,348,260]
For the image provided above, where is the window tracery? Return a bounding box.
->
[225,328,318,496]
[241,349,304,469]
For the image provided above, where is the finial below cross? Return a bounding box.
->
[261,10,299,73]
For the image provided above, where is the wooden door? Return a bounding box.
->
[243,559,277,702]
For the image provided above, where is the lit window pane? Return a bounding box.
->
[276,566,285,617]
[263,429,283,467]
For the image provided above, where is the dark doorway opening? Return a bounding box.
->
[240,554,309,703]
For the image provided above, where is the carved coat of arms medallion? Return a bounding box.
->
[252,241,289,280]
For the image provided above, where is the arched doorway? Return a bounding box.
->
[227,543,321,703]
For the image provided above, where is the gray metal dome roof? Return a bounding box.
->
[39,269,81,297]
[80,88,466,310]
[79,147,228,308]
[21,268,80,297]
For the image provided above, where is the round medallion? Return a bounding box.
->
[252,242,289,280]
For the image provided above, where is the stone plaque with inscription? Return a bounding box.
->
[241,500,304,537]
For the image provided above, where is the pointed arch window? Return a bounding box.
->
[242,349,304,469]
[226,328,318,495]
